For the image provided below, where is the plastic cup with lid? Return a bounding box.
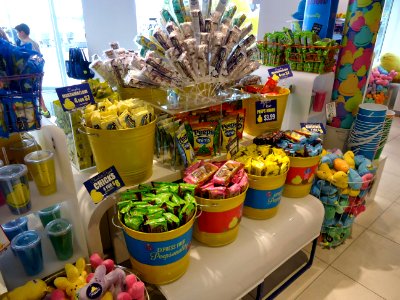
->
[11,230,43,276]
[46,218,73,261]
[0,164,31,215]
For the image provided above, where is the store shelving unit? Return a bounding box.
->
[0,124,88,290]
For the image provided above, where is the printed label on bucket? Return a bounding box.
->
[197,204,243,233]
[286,165,318,185]
[245,187,283,209]
[123,228,193,266]
[255,99,277,124]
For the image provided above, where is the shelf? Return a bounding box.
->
[146,87,251,115]
[0,176,75,225]
[0,208,87,290]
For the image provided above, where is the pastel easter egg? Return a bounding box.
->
[336,102,348,118]
[340,50,354,65]
[358,76,367,90]
[338,64,354,81]
[339,74,359,97]
[350,12,365,32]
[337,95,346,103]
[365,2,382,28]
[356,65,367,76]
[332,90,339,100]
[358,0,372,7]
[355,26,373,47]
[344,91,363,112]
[340,114,355,129]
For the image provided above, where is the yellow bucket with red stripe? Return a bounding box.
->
[194,188,247,247]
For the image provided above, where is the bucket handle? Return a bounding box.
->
[77,127,99,137]
[112,214,123,230]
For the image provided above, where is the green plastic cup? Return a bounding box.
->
[38,204,61,228]
[46,218,73,261]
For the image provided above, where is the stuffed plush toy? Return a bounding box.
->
[380,53,400,82]
[117,274,146,300]
[78,265,126,300]
[54,257,87,299]
[2,279,50,300]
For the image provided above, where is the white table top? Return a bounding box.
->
[159,195,324,300]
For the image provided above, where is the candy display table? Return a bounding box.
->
[159,195,324,300]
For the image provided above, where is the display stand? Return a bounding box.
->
[252,66,335,130]
[0,122,88,290]
[158,195,324,300]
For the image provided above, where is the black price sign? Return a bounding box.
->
[312,23,323,35]
[256,99,277,124]
[56,83,95,112]
[83,166,125,204]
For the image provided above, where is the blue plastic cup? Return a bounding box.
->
[11,230,43,276]
[1,217,28,241]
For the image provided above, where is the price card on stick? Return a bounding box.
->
[56,83,95,112]
[255,99,277,124]
[84,166,125,204]
[268,64,293,80]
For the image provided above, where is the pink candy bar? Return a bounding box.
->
[184,162,219,186]
[227,183,241,198]
[232,168,244,184]
[208,186,226,199]
[213,160,243,186]
[238,172,248,193]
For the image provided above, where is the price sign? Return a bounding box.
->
[56,83,95,111]
[255,99,277,124]
[268,64,293,80]
[84,166,125,204]
[300,122,326,134]
[312,23,323,35]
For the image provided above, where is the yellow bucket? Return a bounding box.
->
[194,188,247,247]
[85,119,156,186]
[244,170,288,219]
[283,156,321,198]
[119,211,195,285]
[243,87,290,136]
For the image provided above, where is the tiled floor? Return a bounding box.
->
[249,117,400,300]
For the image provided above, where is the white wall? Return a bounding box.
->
[81,0,138,58]
[257,1,299,40]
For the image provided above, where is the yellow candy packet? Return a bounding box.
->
[251,159,264,176]
[118,109,136,128]
[100,115,122,130]
[221,116,238,153]
[91,111,102,129]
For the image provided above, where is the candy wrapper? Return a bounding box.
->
[234,145,290,176]
[184,157,248,199]
[117,182,197,233]
[213,160,243,186]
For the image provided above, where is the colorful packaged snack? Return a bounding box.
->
[227,184,241,198]
[100,115,121,130]
[251,159,264,176]
[213,160,242,186]
[184,162,219,185]
[238,172,248,192]
[208,186,226,199]
[220,116,238,153]
[178,183,196,196]
[176,124,196,167]
[144,217,168,233]
[164,212,181,230]
[124,215,143,231]
[192,122,215,158]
